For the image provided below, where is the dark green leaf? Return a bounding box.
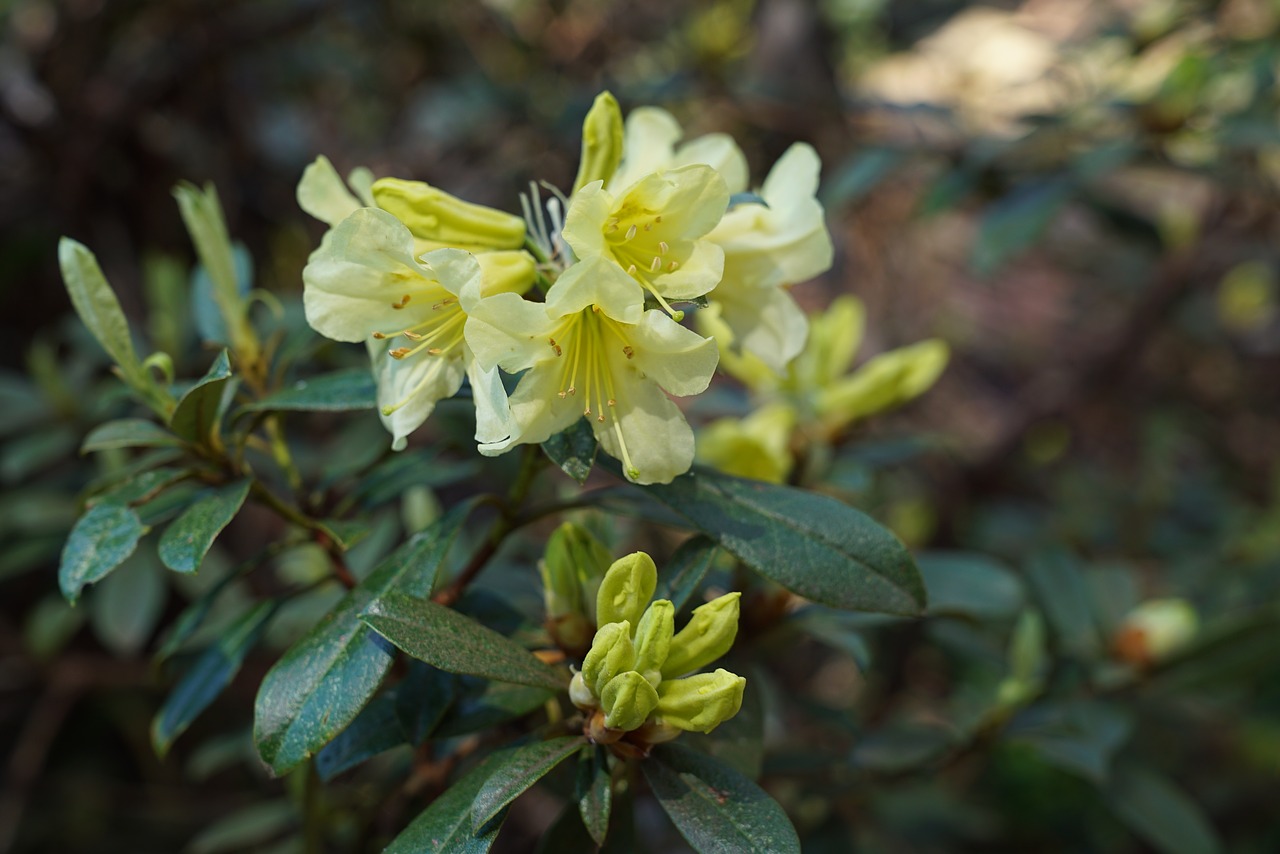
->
[89,551,166,657]
[253,504,472,775]
[536,806,598,854]
[89,467,191,509]
[1006,700,1132,783]
[158,480,251,574]
[471,737,587,830]
[152,600,276,757]
[970,177,1073,276]
[169,350,233,444]
[361,592,569,691]
[917,552,1024,620]
[634,470,925,615]
[1106,764,1223,854]
[81,419,182,453]
[644,743,800,854]
[185,801,294,854]
[577,746,612,846]
[851,720,956,773]
[395,661,456,746]
[789,607,875,671]
[821,148,903,207]
[385,757,506,854]
[1025,549,1101,658]
[542,418,598,485]
[155,564,243,662]
[656,535,721,611]
[59,502,148,604]
[241,368,376,413]
[316,693,405,781]
[434,681,554,738]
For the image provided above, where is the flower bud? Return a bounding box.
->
[1113,598,1198,666]
[582,621,636,696]
[655,669,746,733]
[596,552,657,630]
[633,599,674,683]
[600,670,659,732]
[540,522,613,620]
[371,178,526,251]
[569,671,596,711]
[474,250,537,297]
[573,91,624,193]
[660,592,741,678]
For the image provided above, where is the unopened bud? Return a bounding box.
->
[573,91,624,193]
[633,599,674,683]
[597,552,657,630]
[1113,598,1198,666]
[371,178,526,251]
[660,592,740,678]
[569,671,596,711]
[541,522,613,624]
[600,670,659,732]
[582,621,636,696]
[475,250,537,297]
[655,669,746,733]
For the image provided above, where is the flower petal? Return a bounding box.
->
[368,341,467,451]
[481,363,582,455]
[607,107,681,193]
[297,156,363,227]
[673,133,749,195]
[711,281,809,375]
[463,292,556,373]
[545,256,644,324]
[594,371,696,485]
[418,247,485,299]
[561,181,614,261]
[627,310,719,397]
[466,353,514,446]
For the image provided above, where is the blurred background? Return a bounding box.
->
[2,0,1280,851]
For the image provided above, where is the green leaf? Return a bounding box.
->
[850,720,956,773]
[656,535,721,611]
[542,418,598,485]
[1025,549,1101,659]
[385,757,506,854]
[1006,699,1132,783]
[643,743,800,854]
[692,663,765,779]
[634,470,926,615]
[820,148,903,207]
[361,592,570,692]
[434,681,554,738]
[185,801,295,854]
[158,480,251,574]
[970,177,1073,276]
[154,564,243,662]
[241,368,377,412]
[89,467,192,511]
[1105,764,1223,854]
[89,551,166,656]
[59,502,149,604]
[917,552,1023,620]
[471,737,587,831]
[253,504,472,775]
[169,350,234,445]
[315,693,405,781]
[152,600,276,757]
[81,419,182,453]
[190,242,252,346]
[577,745,612,846]
[395,661,456,746]
[57,238,142,382]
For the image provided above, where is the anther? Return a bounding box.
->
[625,224,637,240]
[659,241,669,254]
[668,260,680,271]
[432,298,455,310]
[597,413,605,422]
[389,347,412,359]
[623,346,634,359]
[391,295,411,309]
[402,331,423,340]
[608,398,616,406]
[549,337,562,356]
[607,218,619,232]
[650,256,661,272]
[372,332,387,339]
[627,264,637,276]
[643,223,652,231]
[568,386,577,396]
[655,215,663,223]
[427,348,442,355]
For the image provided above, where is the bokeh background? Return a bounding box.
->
[3,0,1280,851]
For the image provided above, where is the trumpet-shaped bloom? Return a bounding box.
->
[463,256,718,485]
[302,208,515,451]
[562,166,729,312]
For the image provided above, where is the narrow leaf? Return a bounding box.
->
[158,479,251,574]
[577,745,612,846]
[644,743,800,854]
[385,757,506,854]
[471,737,587,831]
[917,551,1023,620]
[1106,764,1223,854]
[81,419,182,453]
[434,681,554,738]
[241,368,377,412]
[59,502,148,604]
[633,469,925,615]
[315,693,404,781]
[253,503,473,775]
[395,661,456,746]
[169,350,234,444]
[361,592,569,692]
[152,600,276,757]
[57,238,141,380]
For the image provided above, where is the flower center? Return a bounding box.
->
[604,211,685,319]
[371,282,468,417]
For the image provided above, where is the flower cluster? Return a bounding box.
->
[297,91,834,484]
[566,549,745,751]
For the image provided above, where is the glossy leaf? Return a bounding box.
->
[361,592,569,692]
[655,535,721,611]
[471,737,587,830]
[315,693,404,781]
[542,418,598,485]
[89,551,166,657]
[241,368,376,412]
[152,600,276,757]
[395,660,456,746]
[634,470,926,615]
[253,504,472,775]
[158,480,251,574]
[169,350,234,444]
[434,681,554,738]
[385,757,506,854]
[81,419,182,453]
[88,468,191,510]
[577,745,612,846]
[643,743,800,854]
[57,238,142,382]
[59,502,148,604]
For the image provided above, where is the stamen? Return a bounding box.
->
[643,223,652,231]
[655,215,663,223]
[625,224,637,241]
[606,217,619,232]
[650,256,661,272]
[432,298,455,310]
[389,347,412,359]
[668,260,680,271]
[372,332,387,339]
[659,241,669,254]
[549,337,562,356]
[623,346,634,359]
[627,264,637,276]
[402,331,423,340]
[392,295,411,310]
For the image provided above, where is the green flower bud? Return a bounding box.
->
[569,671,596,711]
[660,592,741,679]
[573,91,624,194]
[582,621,636,696]
[600,670,659,731]
[596,552,657,631]
[1114,598,1199,665]
[655,669,746,733]
[633,599,675,683]
[370,178,526,251]
[540,522,613,622]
